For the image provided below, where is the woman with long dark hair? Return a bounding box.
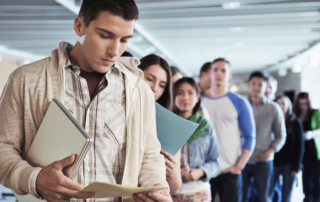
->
[138,54,173,111]
[294,92,320,202]
[171,77,219,202]
[271,95,304,202]
[138,54,181,194]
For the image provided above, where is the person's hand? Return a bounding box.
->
[132,183,172,202]
[291,171,297,177]
[257,148,275,162]
[181,166,189,176]
[181,168,204,183]
[222,164,243,174]
[160,150,176,175]
[36,154,95,201]
[258,152,270,162]
[304,131,314,141]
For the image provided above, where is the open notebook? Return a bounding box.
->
[14,99,93,202]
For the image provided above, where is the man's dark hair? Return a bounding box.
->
[212,58,231,66]
[248,71,268,83]
[200,62,212,73]
[79,0,139,26]
[121,51,134,57]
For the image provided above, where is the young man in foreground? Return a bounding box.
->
[0,1,170,202]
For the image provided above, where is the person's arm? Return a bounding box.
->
[259,105,287,162]
[137,94,167,188]
[0,72,42,197]
[134,84,171,202]
[198,125,219,181]
[0,72,94,201]
[223,99,255,173]
[291,119,304,175]
[305,128,320,140]
[271,105,287,152]
[161,149,182,195]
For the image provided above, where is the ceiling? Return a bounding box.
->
[0,0,320,76]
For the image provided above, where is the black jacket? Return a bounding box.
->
[274,114,305,172]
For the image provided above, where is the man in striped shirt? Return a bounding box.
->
[0,1,171,202]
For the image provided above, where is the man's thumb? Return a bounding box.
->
[56,154,76,170]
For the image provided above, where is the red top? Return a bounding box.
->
[80,70,105,100]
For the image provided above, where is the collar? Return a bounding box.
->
[248,96,267,106]
[55,42,143,88]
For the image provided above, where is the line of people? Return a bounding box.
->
[137,54,320,202]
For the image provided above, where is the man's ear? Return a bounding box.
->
[74,17,85,37]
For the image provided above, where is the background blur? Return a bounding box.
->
[0,0,319,201]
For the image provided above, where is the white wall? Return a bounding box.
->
[301,67,320,109]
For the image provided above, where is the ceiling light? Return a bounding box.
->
[230,27,242,32]
[278,69,287,77]
[292,64,302,73]
[222,2,240,9]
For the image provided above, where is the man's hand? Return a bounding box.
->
[160,150,176,175]
[304,131,314,141]
[291,171,297,177]
[181,167,204,182]
[36,154,94,201]
[257,148,275,162]
[132,183,172,202]
[222,164,243,175]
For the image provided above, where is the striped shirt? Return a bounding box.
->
[63,59,126,202]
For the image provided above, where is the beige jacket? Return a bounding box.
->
[0,42,167,201]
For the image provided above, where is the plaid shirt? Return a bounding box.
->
[63,61,126,202]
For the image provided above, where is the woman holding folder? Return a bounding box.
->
[171,77,219,202]
[138,54,182,194]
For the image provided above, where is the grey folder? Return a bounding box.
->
[155,102,199,156]
[14,99,93,202]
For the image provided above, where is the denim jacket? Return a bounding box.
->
[181,123,219,182]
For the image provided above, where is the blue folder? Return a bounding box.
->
[155,102,199,156]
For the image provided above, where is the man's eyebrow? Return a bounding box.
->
[96,28,134,38]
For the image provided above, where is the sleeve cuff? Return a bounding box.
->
[29,167,43,199]
[141,181,169,188]
[199,166,210,182]
[242,138,255,151]
[271,143,281,152]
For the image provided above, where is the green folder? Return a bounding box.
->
[155,102,199,156]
